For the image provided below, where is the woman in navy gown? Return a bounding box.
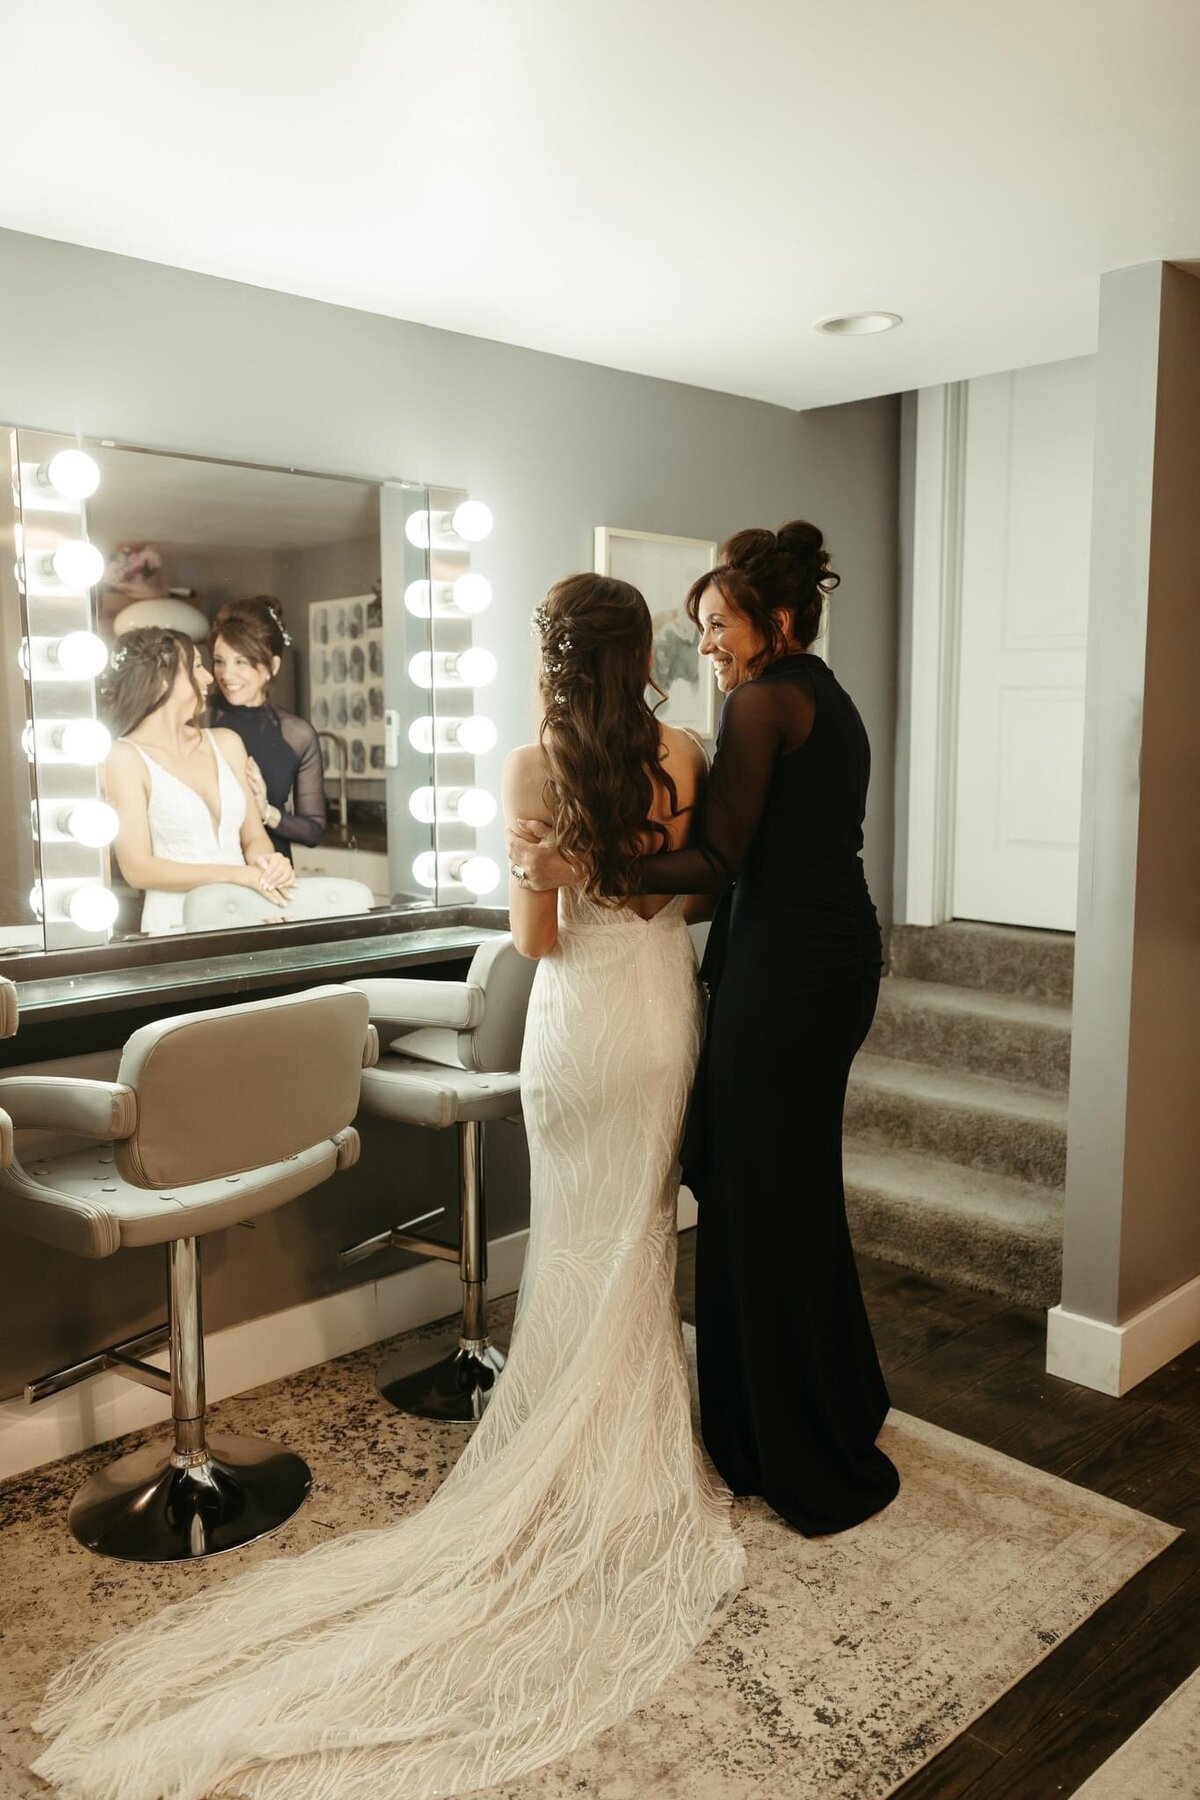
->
[510,521,899,1536]
[207,596,326,861]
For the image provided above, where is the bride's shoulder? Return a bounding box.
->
[659,724,710,771]
[502,741,552,815]
[503,740,548,778]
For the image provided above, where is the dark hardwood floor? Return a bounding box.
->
[674,1232,1200,1799]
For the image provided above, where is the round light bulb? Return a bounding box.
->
[451,501,493,543]
[453,573,492,615]
[404,580,433,618]
[405,510,432,549]
[53,630,109,679]
[409,787,437,824]
[17,638,30,677]
[44,449,101,500]
[28,881,44,918]
[412,851,438,889]
[408,651,434,689]
[51,539,106,590]
[454,647,497,687]
[408,716,435,755]
[58,718,112,764]
[458,787,497,827]
[458,854,500,897]
[66,884,119,932]
[452,715,497,756]
[21,721,34,762]
[61,799,120,847]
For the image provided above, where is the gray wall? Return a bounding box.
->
[1061,260,1200,1326]
[0,226,900,932]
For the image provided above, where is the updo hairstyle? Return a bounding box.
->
[208,595,290,676]
[685,519,839,670]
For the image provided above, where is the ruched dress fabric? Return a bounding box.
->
[31,888,745,1800]
[123,733,247,936]
[640,653,900,1537]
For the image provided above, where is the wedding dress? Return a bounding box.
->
[32,888,746,1800]
[124,732,247,935]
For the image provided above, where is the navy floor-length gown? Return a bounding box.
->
[641,652,899,1535]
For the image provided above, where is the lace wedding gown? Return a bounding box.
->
[32,889,746,1800]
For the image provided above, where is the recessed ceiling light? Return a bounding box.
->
[814,312,903,336]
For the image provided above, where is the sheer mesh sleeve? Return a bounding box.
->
[275,714,327,847]
[638,676,812,894]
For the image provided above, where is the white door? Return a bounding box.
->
[951,359,1094,931]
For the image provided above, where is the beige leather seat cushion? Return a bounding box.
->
[360,1058,523,1130]
[4,1135,353,1258]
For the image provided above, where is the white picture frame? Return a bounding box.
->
[594,526,717,738]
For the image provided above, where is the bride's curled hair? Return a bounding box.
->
[536,574,678,902]
[99,627,201,739]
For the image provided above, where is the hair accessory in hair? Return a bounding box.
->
[265,600,293,649]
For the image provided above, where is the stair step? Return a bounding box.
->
[867,978,1072,1091]
[846,1053,1067,1189]
[843,1139,1063,1309]
[890,921,1075,1002]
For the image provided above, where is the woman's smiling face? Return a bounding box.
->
[211,634,274,707]
[696,580,768,693]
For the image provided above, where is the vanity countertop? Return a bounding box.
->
[4,909,509,1025]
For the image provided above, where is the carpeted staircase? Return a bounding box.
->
[844,921,1073,1308]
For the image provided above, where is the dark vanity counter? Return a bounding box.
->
[5,914,506,1028]
[1,905,509,1033]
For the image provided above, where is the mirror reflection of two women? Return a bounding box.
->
[101,598,325,935]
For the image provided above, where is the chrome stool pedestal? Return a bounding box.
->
[347,940,534,1426]
[342,1119,509,1424]
[65,1239,311,1562]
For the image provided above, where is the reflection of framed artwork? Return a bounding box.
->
[307,594,385,777]
[595,526,717,738]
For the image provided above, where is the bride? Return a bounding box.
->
[32,574,745,1800]
[102,626,296,933]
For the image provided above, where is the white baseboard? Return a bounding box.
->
[1047,1270,1200,1396]
[0,1229,530,1484]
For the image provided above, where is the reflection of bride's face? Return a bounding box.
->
[211,635,271,708]
[172,648,212,714]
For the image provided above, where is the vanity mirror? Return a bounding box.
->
[0,431,501,958]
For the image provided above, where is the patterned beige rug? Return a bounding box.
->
[1071,1661,1200,1799]
[0,1301,1178,1800]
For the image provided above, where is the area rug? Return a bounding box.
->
[0,1301,1178,1800]
[1070,1661,1200,1799]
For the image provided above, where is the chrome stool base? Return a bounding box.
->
[376,1326,507,1423]
[67,1431,312,1562]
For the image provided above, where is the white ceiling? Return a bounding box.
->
[1,0,1197,410]
[81,445,378,551]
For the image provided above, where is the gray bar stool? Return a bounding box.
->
[344,934,535,1423]
[0,984,376,1563]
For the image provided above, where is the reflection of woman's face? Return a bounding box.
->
[173,648,211,711]
[696,583,767,693]
[212,635,271,707]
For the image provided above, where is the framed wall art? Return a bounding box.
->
[594,526,717,738]
[307,593,385,777]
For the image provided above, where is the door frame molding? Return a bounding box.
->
[902,382,967,926]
